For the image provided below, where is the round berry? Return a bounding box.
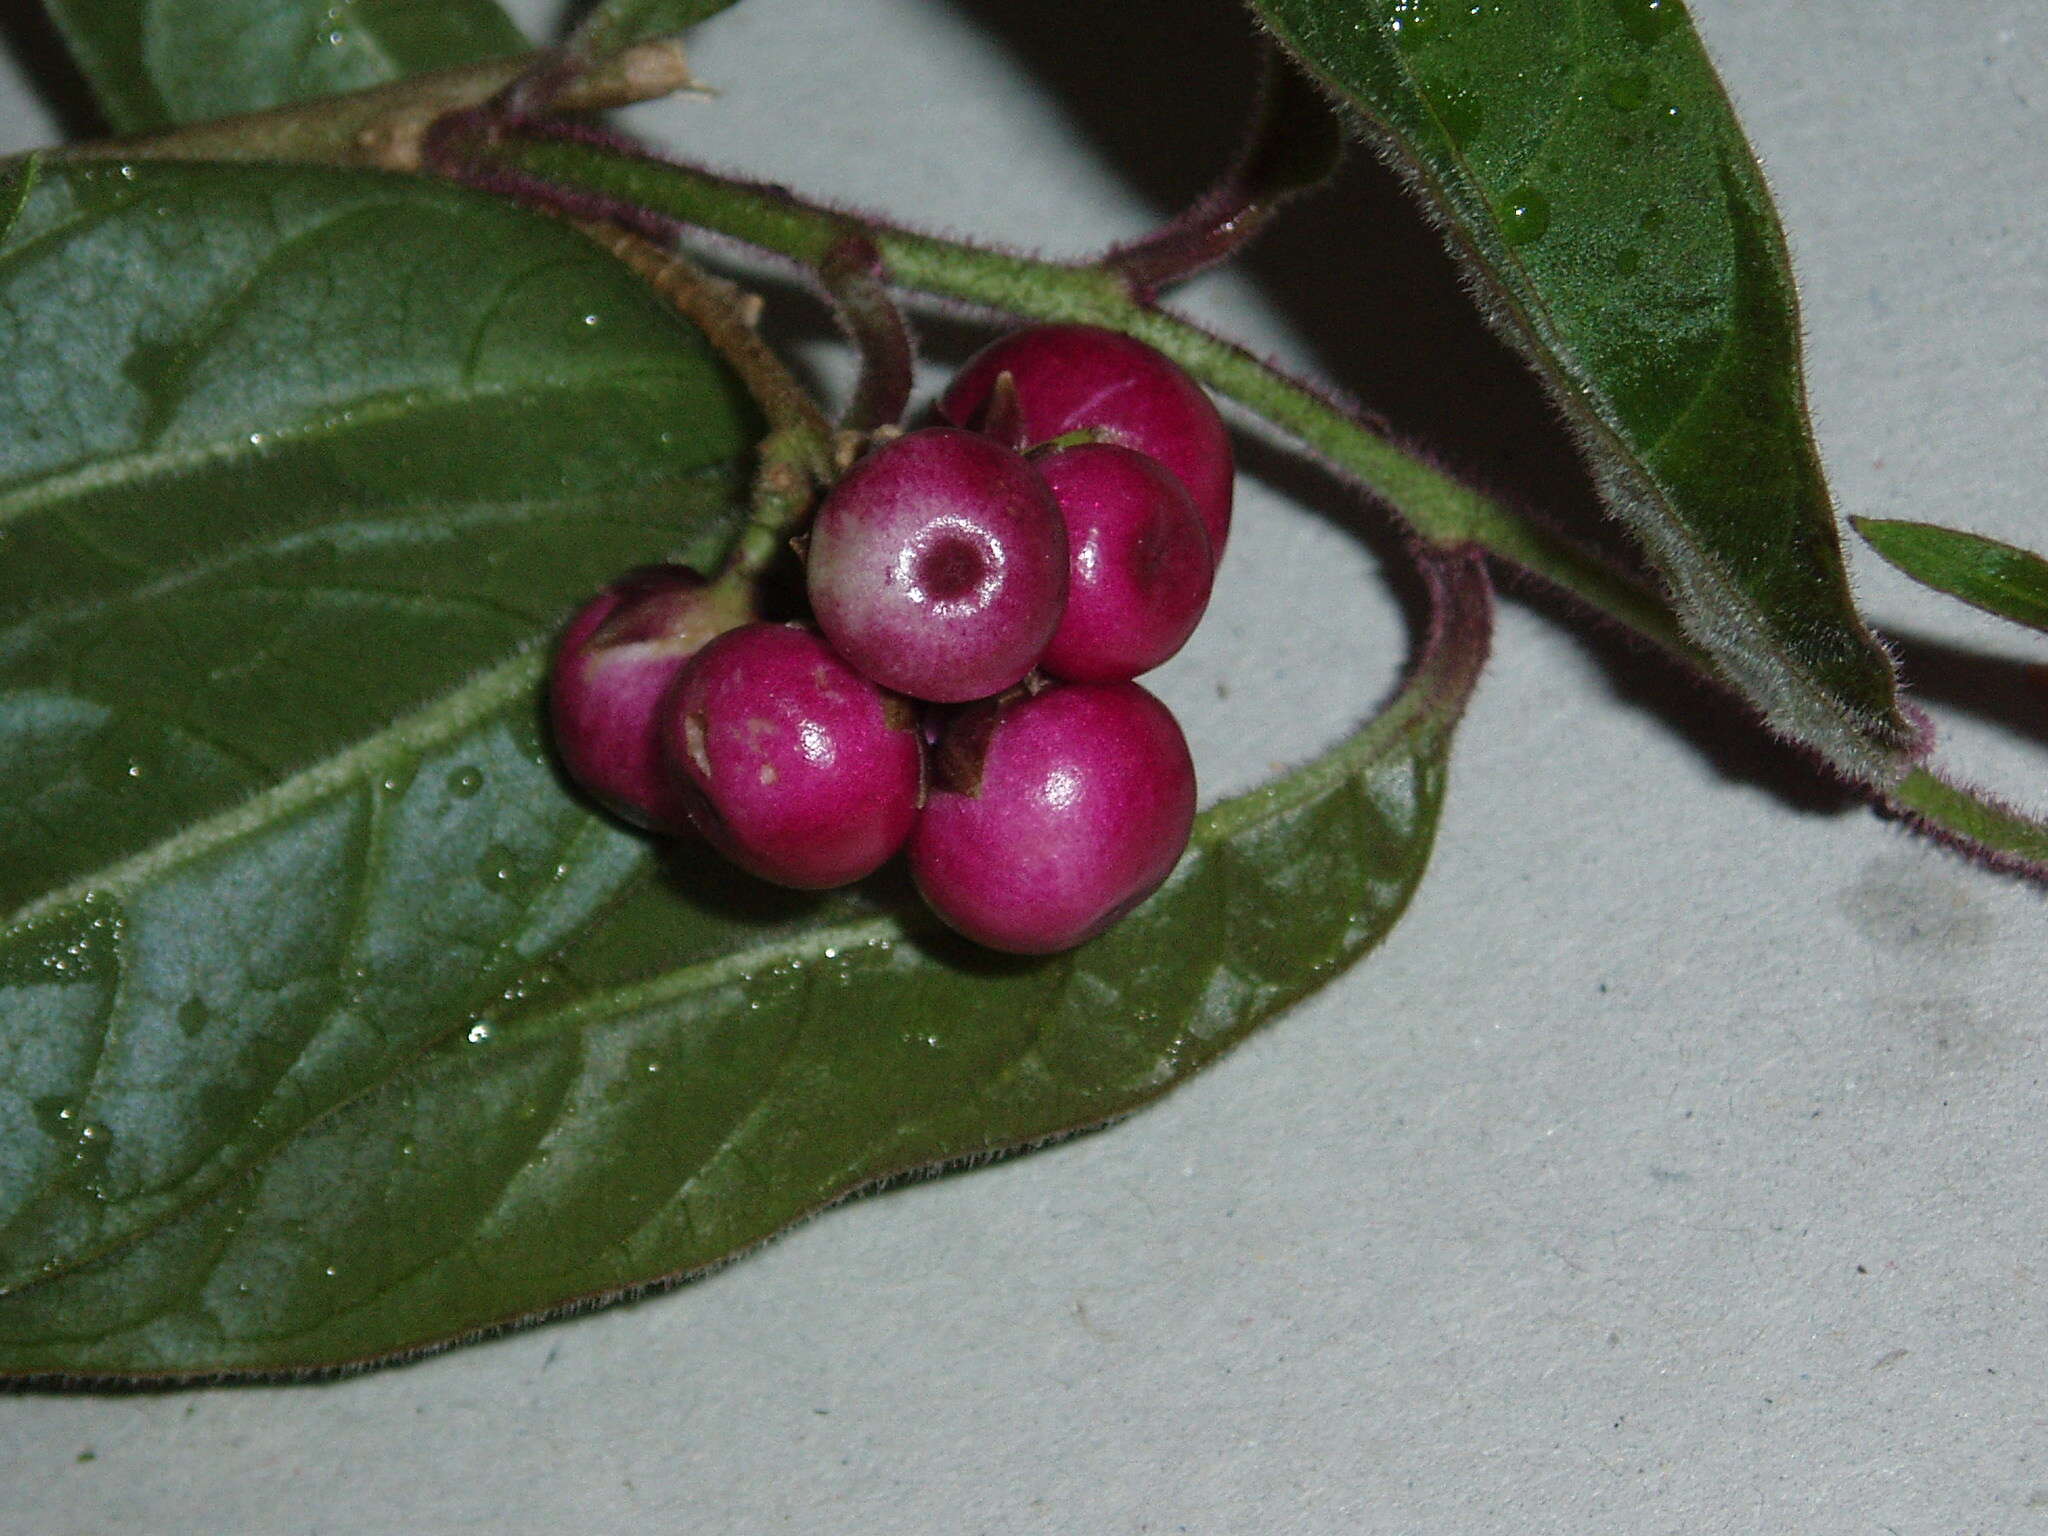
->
[1035,442,1214,682]
[548,565,750,830]
[806,427,1068,703]
[661,623,922,889]
[911,681,1196,954]
[940,324,1234,563]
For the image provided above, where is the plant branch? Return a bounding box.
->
[1102,46,1345,300]
[43,71,2048,877]
[463,122,1698,665]
[575,223,836,584]
[817,235,916,433]
[53,41,702,173]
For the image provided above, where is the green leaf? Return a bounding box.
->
[565,0,740,60]
[39,0,529,135]
[0,156,37,245]
[1854,517,2048,637]
[1245,0,1912,783]
[0,159,753,1293]
[0,525,1487,1378]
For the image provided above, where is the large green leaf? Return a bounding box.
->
[0,159,752,1293]
[0,539,1489,1380]
[40,0,529,135]
[1245,0,1912,783]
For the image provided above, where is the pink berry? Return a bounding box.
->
[1035,442,1214,682]
[548,565,750,830]
[806,427,1068,703]
[911,681,1196,954]
[661,623,922,889]
[940,324,1234,563]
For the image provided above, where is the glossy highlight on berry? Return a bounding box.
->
[911,681,1197,954]
[662,623,923,889]
[1035,442,1214,682]
[941,324,1235,563]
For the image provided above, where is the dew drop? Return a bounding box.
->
[1387,0,1440,37]
[399,1137,418,1157]
[449,766,485,799]
[466,1021,493,1045]
[1611,0,1682,46]
[476,842,524,889]
[582,313,601,327]
[32,1098,73,1140]
[1498,186,1551,246]
[1605,68,1651,111]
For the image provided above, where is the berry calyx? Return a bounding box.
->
[548,565,752,830]
[910,681,1196,954]
[805,426,1068,703]
[1034,442,1214,682]
[940,324,1234,563]
[661,622,922,889]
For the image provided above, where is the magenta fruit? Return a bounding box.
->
[661,623,923,889]
[940,324,1234,563]
[910,681,1196,954]
[548,565,750,830]
[805,426,1068,703]
[1034,442,1214,682]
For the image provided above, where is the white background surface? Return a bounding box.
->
[2,1,2045,1530]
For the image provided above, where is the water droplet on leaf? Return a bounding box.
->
[1499,187,1552,246]
[1611,0,1682,46]
[1605,69,1652,111]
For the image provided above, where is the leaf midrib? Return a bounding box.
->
[1,645,543,934]
[0,365,709,528]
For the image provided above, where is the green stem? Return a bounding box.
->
[575,222,836,587]
[50,44,698,173]
[482,130,1699,665]
[45,91,2048,880]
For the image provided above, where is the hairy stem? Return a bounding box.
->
[577,224,836,584]
[1104,47,1345,300]
[818,235,916,433]
[479,124,1699,664]
[53,41,701,173]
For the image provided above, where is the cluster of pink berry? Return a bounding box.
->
[548,324,1232,954]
